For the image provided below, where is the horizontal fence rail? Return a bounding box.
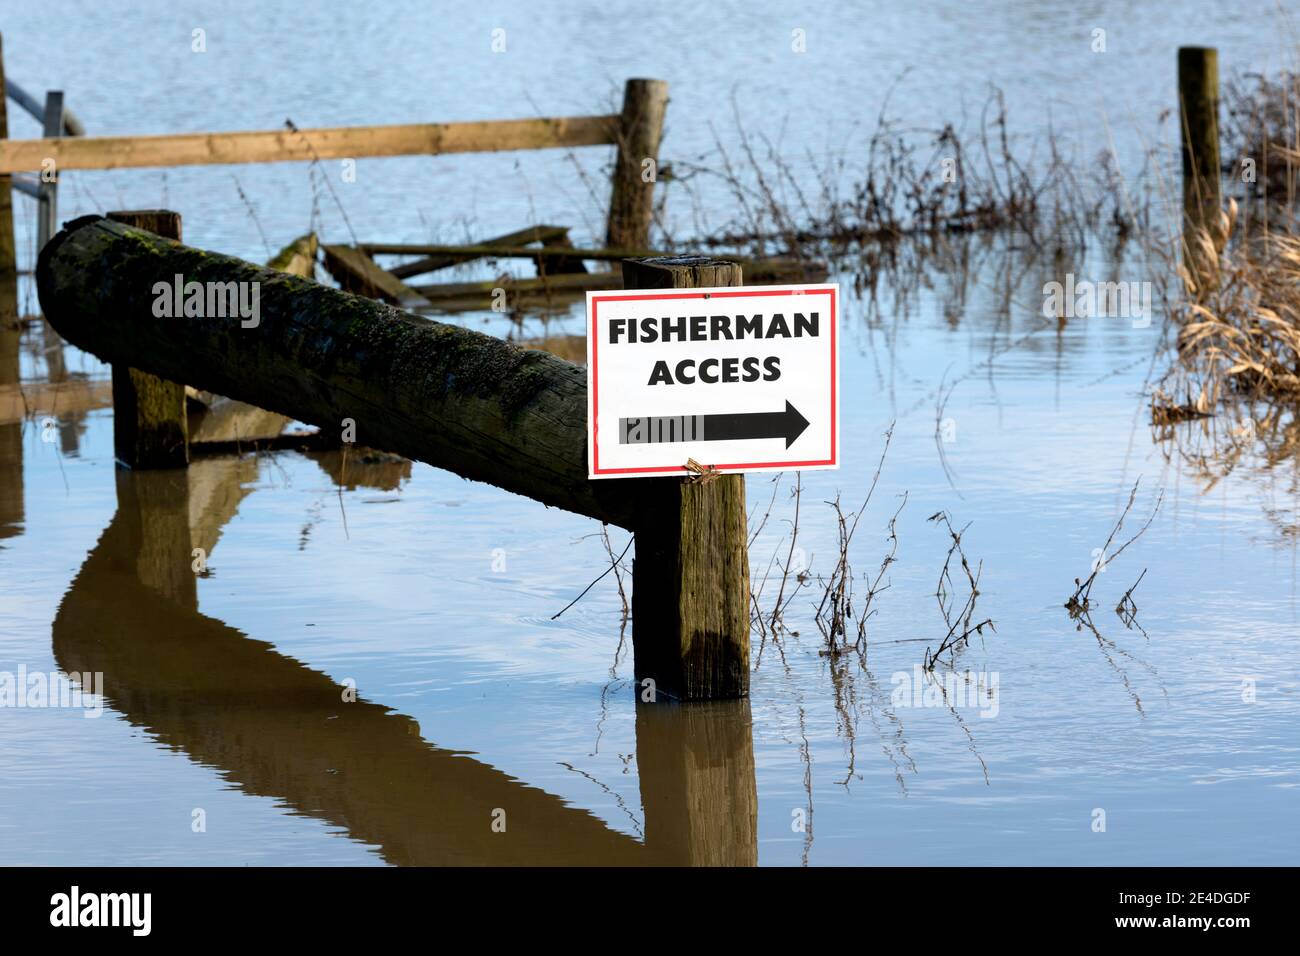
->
[0,114,620,173]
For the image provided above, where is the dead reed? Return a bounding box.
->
[923,511,994,671]
[659,84,1145,261]
[1222,69,1300,208]
[813,426,897,654]
[1065,479,1162,616]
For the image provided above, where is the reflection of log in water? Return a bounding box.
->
[303,447,411,492]
[52,460,757,865]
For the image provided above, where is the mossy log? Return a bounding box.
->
[36,215,665,531]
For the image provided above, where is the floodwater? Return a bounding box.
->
[2,2,1298,865]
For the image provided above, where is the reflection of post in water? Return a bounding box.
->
[42,318,68,384]
[52,457,750,865]
[0,325,20,540]
[635,700,758,866]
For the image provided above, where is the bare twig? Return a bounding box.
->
[1065,480,1163,615]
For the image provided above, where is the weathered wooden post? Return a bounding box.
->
[622,256,750,701]
[36,90,63,253]
[606,79,668,251]
[0,35,17,322]
[106,210,189,469]
[1179,46,1222,287]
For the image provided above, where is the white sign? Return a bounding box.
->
[586,283,839,479]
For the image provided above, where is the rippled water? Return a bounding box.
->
[1,2,1298,865]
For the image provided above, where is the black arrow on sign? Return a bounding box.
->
[700,401,810,449]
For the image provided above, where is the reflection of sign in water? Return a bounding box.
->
[587,284,839,479]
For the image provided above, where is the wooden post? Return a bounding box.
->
[0,35,17,322]
[106,210,189,469]
[622,256,750,701]
[1179,47,1222,284]
[37,90,62,253]
[606,79,668,251]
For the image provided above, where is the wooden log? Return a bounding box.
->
[378,225,571,278]
[408,256,821,304]
[321,244,428,307]
[105,211,189,469]
[364,240,823,274]
[411,271,622,299]
[0,114,621,173]
[1179,46,1223,286]
[607,79,669,250]
[36,215,668,531]
[421,288,593,315]
[622,256,750,701]
[36,91,62,253]
[0,35,16,322]
[538,231,588,275]
[266,232,317,279]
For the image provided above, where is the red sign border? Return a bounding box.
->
[589,286,838,476]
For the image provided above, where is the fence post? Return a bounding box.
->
[36,90,63,254]
[606,79,668,251]
[621,255,750,701]
[0,35,16,322]
[106,210,189,469]
[1178,47,1222,286]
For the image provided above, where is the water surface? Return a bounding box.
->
[1,2,1297,866]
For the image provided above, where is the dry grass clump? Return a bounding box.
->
[1150,67,1300,538]
[1161,65,1300,413]
[1160,202,1300,410]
